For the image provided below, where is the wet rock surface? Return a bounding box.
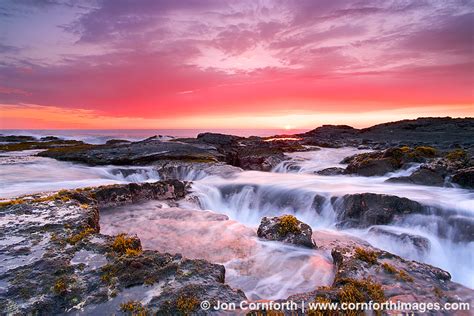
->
[343,147,436,176]
[332,193,426,228]
[285,230,474,315]
[316,167,346,176]
[385,150,473,188]
[385,167,445,186]
[300,117,474,152]
[38,138,223,166]
[257,215,316,248]
[368,227,431,255]
[4,118,473,175]
[0,181,246,315]
[452,167,474,189]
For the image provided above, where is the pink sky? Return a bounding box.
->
[0,0,473,129]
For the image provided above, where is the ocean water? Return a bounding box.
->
[0,129,308,144]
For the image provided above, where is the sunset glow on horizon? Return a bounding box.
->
[0,1,473,129]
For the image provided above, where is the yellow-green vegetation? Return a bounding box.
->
[125,248,142,257]
[120,300,147,315]
[144,277,155,286]
[337,278,385,304]
[433,287,443,299]
[414,146,437,157]
[112,233,142,255]
[381,263,413,282]
[0,140,85,152]
[398,269,414,282]
[66,227,95,245]
[381,262,397,274]
[53,277,68,295]
[354,247,378,265]
[0,199,24,208]
[400,146,411,152]
[176,295,200,315]
[100,264,117,285]
[39,143,95,155]
[278,215,300,236]
[446,149,467,161]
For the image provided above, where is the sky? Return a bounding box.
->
[0,0,473,130]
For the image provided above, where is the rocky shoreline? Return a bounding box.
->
[1,117,473,314]
[1,183,472,314]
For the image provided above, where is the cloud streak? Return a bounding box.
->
[0,0,472,128]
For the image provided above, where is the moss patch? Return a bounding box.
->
[53,277,68,295]
[381,263,413,282]
[446,149,467,161]
[354,247,378,265]
[414,146,437,157]
[0,199,25,208]
[120,300,147,315]
[337,278,385,304]
[277,215,300,236]
[176,294,200,315]
[66,227,96,245]
[112,233,142,256]
[0,140,85,152]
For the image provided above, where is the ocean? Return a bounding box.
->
[0,129,309,144]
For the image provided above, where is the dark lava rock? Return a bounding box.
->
[316,167,346,176]
[38,138,222,165]
[181,133,306,171]
[93,180,188,208]
[39,136,61,142]
[344,147,436,177]
[156,161,242,180]
[0,181,246,314]
[386,168,445,186]
[286,233,474,314]
[0,135,36,142]
[387,151,472,187]
[257,215,316,248]
[298,125,359,148]
[197,132,242,146]
[105,139,131,145]
[0,139,87,152]
[452,167,474,189]
[300,117,474,151]
[368,227,431,255]
[332,193,426,228]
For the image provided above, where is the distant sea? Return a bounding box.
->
[0,129,308,144]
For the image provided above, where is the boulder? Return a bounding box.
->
[332,193,426,228]
[316,167,346,176]
[344,147,440,177]
[0,135,36,142]
[38,138,222,165]
[452,167,474,189]
[386,168,445,186]
[197,132,242,146]
[257,215,316,248]
[286,231,474,314]
[156,161,242,180]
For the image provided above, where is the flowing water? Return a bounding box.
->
[1,146,473,297]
